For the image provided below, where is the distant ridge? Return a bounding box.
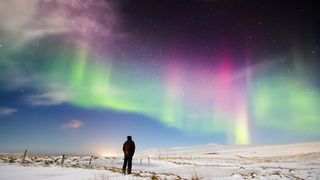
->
[139,141,320,157]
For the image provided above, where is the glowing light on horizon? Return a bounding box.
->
[94,147,119,157]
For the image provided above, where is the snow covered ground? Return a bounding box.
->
[1,141,320,179]
[0,164,145,180]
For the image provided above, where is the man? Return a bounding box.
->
[122,136,135,174]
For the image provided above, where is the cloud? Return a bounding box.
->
[62,120,83,129]
[0,107,18,116]
[0,0,119,48]
[26,90,72,106]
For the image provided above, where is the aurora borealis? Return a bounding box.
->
[1,0,320,155]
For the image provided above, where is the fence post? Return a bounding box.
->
[89,156,93,166]
[22,149,27,163]
[61,154,65,165]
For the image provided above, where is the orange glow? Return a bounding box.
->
[94,147,119,157]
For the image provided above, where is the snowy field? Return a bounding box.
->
[1,142,320,179]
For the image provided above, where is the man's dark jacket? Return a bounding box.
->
[123,139,135,157]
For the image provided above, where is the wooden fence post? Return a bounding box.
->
[61,154,65,165]
[89,156,93,166]
[22,149,27,163]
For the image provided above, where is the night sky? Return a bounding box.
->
[0,0,319,156]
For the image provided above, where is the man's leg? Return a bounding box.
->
[122,155,128,174]
[127,156,133,174]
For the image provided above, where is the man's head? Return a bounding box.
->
[127,136,132,140]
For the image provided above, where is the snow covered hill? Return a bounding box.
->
[1,141,320,179]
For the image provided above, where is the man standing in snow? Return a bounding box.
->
[122,136,135,174]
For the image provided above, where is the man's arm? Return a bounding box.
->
[133,142,135,154]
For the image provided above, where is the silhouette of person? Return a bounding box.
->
[122,136,135,174]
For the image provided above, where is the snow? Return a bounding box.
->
[1,141,320,179]
[0,164,145,180]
